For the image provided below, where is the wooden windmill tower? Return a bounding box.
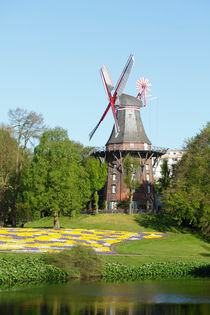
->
[90,55,166,212]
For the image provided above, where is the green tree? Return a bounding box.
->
[155,158,171,194]
[123,154,140,215]
[8,108,45,226]
[25,127,91,218]
[85,157,107,214]
[163,123,210,237]
[0,126,17,226]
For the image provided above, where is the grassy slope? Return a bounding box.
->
[23,214,210,267]
[25,214,151,232]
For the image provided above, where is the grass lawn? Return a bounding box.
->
[23,214,210,266]
[25,213,152,232]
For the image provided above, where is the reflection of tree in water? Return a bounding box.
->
[1,300,209,315]
[0,280,209,314]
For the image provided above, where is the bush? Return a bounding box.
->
[44,246,104,279]
[103,261,210,280]
[118,201,128,210]
[0,256,68,285]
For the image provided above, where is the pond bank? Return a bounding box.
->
[0,256,209,286]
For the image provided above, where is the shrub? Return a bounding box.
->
[0,256,68,285]
[44,246,104,279]
[103,261,210,280]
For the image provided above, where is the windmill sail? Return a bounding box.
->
[89,54,134,140]
[89,103,111,140]
[114,54,134,97]
[100,64,120,135]
[100,65,114,94]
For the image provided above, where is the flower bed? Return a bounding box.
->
[0,228,165,254]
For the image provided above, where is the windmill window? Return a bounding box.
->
[130,143,134,148]
[146,164,149,171]
[111,184,116,194]
[112,173,117,181]
[146,174,150,181]
[147,185,151,194]
[113,164,117,170]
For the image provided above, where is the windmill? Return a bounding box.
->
[90,56,167,212]
[89,54,134,140]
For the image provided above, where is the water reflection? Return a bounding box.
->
[0,279,209,315]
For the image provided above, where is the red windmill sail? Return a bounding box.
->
[89,54,134,140]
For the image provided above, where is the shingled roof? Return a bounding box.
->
[106,93,151,145]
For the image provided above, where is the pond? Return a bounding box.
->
[0,278,210,314]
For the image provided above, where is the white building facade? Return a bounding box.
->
[153,149,185,180]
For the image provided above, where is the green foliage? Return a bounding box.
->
[8,108,45,227]
[163,123,210,238]
[155,158,171,194]
[0,127,17,226]
[123,154,140,190]
[44,246,104,279]
[0,256,68,285]
[118,200,129,209]
[85,157,107,212]
[123,154,140,215]
[25,127,91,217]
[103,261,210,280]
[134,213,180,232]
[16,203,33,226]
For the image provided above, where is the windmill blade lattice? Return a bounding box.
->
[136,77,152,107]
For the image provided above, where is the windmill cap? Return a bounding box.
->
[115,93,143,107]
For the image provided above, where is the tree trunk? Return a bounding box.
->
[89,199,92,212]
[94,191,99,215]
[11,186,18,227]
[0,209,5,227]
[128,190,134,215]
[11,153,23,227]
[53,212,60,229]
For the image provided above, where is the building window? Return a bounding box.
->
[111,184,116,194]
[147,185,151,194]
[110,201,117,210]
[112,173,117,181]
[146,174,150,181]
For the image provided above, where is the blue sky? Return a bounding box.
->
[0,0,209,149]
